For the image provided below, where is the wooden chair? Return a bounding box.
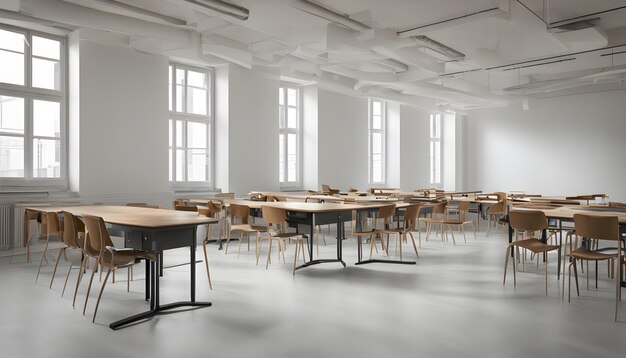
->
[321,184,340,195]
[442,201,477,245]
[421,202,455,244]
[81,215,156,323]
[503,210,561,295]
[36,211,63,283]
[196,204,224,290]
[487,196,507,236]
[227,203,267,256]
[353,205,395,259]
[565,214,623,321]
[49,211,85,295]
[258,206,307,274]
[379,204,420,260]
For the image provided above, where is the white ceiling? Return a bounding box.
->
[3,0,626,111]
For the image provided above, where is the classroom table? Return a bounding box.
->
[27,205,216,330]
[226,199,416,268]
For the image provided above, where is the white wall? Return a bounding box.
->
[399,106,430,191]
[466,90,626,201]
[317,90,368,192]
[77,40,169,199]
[227,65,280,196]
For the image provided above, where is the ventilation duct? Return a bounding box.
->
[413,35,465,61]
[550,17,600,32]
[290,0,371,31]
[62,0,187,26]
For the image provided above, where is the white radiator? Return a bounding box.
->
[0,204,14,250]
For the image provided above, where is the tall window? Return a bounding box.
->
[429,114,441,185]
[168,63,213,188]
[368,99,385,184]
[0,26,66,188]
[278,85,301,188]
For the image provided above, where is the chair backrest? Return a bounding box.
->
[488,201,506,214]
[321,184,331,193]
[197,203,221,218]
[432,202,447,215]
[175,205,198,212]
[573,214,620,241]
[509,210,548,231]
[377,204,396,220]
[61,211,81,248]
[81,215,114,259]
[456,201,470,212]
[261,206,287,226]
[229,203,250,224]
[403,204,421,229]
[45,211,61,236]
[348,187,358,193]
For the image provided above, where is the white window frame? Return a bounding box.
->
[0,24,67,190]
[278,84,302,189]
[368,98,385,184]
[168,62,214,191]
[429,113,442,185]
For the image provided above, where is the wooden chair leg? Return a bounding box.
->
[202,240,213,290]
[503,245,511,285]
[36,238,51,283]
[61,260,74,297]
[293,240,299,276]
[408,232,418,257]
[49,247,65,288]
[73,255,86,307]
[93,268,111,323]
[266,240,273,269]
[83,261,99,315]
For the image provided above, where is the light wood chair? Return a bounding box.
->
[196,205,224,290]
[503,210,561,295]
[379,204,420,260]
[49,211,85,295]
[442,201,477,245]
[321,184,340,195]
[421,202,455,244]
[36,212,63,283]
[353,205,396,259]
[226,203,267,256]
[565,214,623,321]
[258,206,307,274]
[81,215,156,323]
[487,192,507,236]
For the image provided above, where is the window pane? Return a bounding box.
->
[373,101,381,116]
[372,132,382,154]
[435,115,441,138]
[434,142,441,183]
[287,107,297,129]
[0,29,24,52]
[278,133,284,182]
[168,119,173,147]
[287,133,297,182]
[278,88,284,106]
[372,154,382,183]
[372,115,381,130]
[176,149,185,181]
[187,149,207,181]
[32,58,61,90]
[33,138,60,178]
[168,66,173,111]
[176,120,183,147]
[279,106,285,128]
[168,148,172,181]
[0,49,24,85]
[429,141,434,183]
[187,122,207,149]
[32,36,60,60]
[430,115,434,138]
[33,100,60,138]
[287,88,297,106]
[0,135,24,177]
[0,96,24,134]
[187,87,207,115]
[187,70,207,88]
[176,68,185,112]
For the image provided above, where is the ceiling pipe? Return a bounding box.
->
[290,0,371,31]
[397,6,506,37]
[414,35,465,61]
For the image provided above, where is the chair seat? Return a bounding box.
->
[266,232,303,240]
[510,238,559,253]
[352,229,377,236]
[231,223,267,232]
[102,248,156,268]
[571,248,617,261]
[441,219,472,225]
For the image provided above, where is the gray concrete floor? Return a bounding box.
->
[2,224,626,358]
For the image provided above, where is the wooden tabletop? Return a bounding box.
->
[511,205,626,224]
[225,199,413,212]
[26,205,216,228]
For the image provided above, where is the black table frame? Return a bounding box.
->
[107,222,212,330]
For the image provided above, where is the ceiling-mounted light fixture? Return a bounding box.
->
[291,0,371,31]
[182,0,249,21]
[414,35,465,61]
